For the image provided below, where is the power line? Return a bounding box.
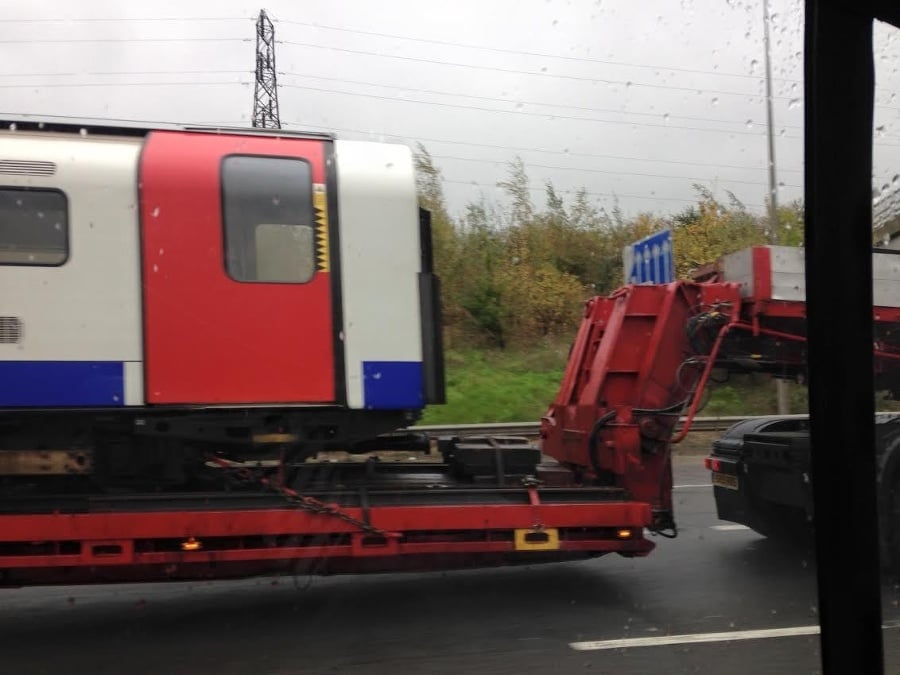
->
[0,107,793,203]
[0,108,793,174]
[279,40,800,103]
[0,15,786,97]
[0,70,249,77]
[0,65,802,132]
[0,66,796,129]
[2,27,896,114]
[0,81,249,89]
[0,110,882,179]
[0,111,250,126]
[279,40,900,113]
[430,153,803,188]
[281,119,805,173]
[0,16,249,23]
[279,71,802,131]
[279,81,801,139]
[277,18,801,85]
[3,15,898,108]
[0,37,250,44]
[0,77,801,139]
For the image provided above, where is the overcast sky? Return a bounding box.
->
[2,0,900,221]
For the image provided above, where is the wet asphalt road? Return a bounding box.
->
[3,456,900,674]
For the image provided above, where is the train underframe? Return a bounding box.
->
[0,408,654,587]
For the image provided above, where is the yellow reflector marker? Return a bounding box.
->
[181,537,202,552]
[514,528,560,551]
[252,433,299,444]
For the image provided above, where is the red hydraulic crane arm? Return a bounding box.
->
[540,244,900,535]
[540,280,744,533]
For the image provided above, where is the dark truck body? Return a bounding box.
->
[707,414,900,563]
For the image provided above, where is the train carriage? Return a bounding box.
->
[0,118,444,488]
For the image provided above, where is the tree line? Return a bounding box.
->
[415,145,804,348]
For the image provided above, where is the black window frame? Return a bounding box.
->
[0,185,69,267]
[219,153,317,285]
[806,2,900,673]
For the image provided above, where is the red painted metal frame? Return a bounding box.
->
[0,501,653,583]
[750,246,774,300]
[543,275,900,473]
[541,281,744,525]
[0,502,650,544]
[539,272,900,536]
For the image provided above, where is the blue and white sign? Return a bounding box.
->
[623,229,674,284]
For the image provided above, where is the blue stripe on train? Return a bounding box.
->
[0,361,125,407]
[362,361,424,410]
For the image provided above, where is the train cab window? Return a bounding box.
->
[221,155,316,283]
[0,187,68,266]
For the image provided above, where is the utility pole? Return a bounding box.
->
[763,0,790,414]
[252,9,280,129]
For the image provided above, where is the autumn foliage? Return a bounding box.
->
[415,145,804,348]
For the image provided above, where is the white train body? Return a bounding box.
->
[0,118,444,483]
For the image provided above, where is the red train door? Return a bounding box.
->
[139,130,337,405]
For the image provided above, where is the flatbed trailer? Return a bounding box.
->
[0,116,672,587]
[0,446,652,586]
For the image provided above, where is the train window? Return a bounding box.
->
[0,187,67,266]
[221,155,315,283]
[254,223,315,282]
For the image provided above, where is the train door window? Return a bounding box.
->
[0,187,68,265]
[254,223,315,282]
[221,155,315,283]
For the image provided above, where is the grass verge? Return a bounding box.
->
[415,343,892,426]
[419,344,569,425]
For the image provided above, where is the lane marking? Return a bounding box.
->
[570,625,819,651]
[569,620,900,652]
[711,524,750,531]
[570,621,900,651]
[674,483,712,489]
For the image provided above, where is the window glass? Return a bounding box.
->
[221,155,314,283]
[0,187,67,265]
[254,222,315,282]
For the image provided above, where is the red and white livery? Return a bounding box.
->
[0,117,444,484]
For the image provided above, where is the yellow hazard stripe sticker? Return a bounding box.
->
[313,183,329,272]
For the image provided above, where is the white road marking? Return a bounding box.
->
[570,625,820,651]
[711,524,751,531]
[674,484,712,489]
[571,621,900,651]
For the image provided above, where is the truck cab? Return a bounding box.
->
[706,413,900,566]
